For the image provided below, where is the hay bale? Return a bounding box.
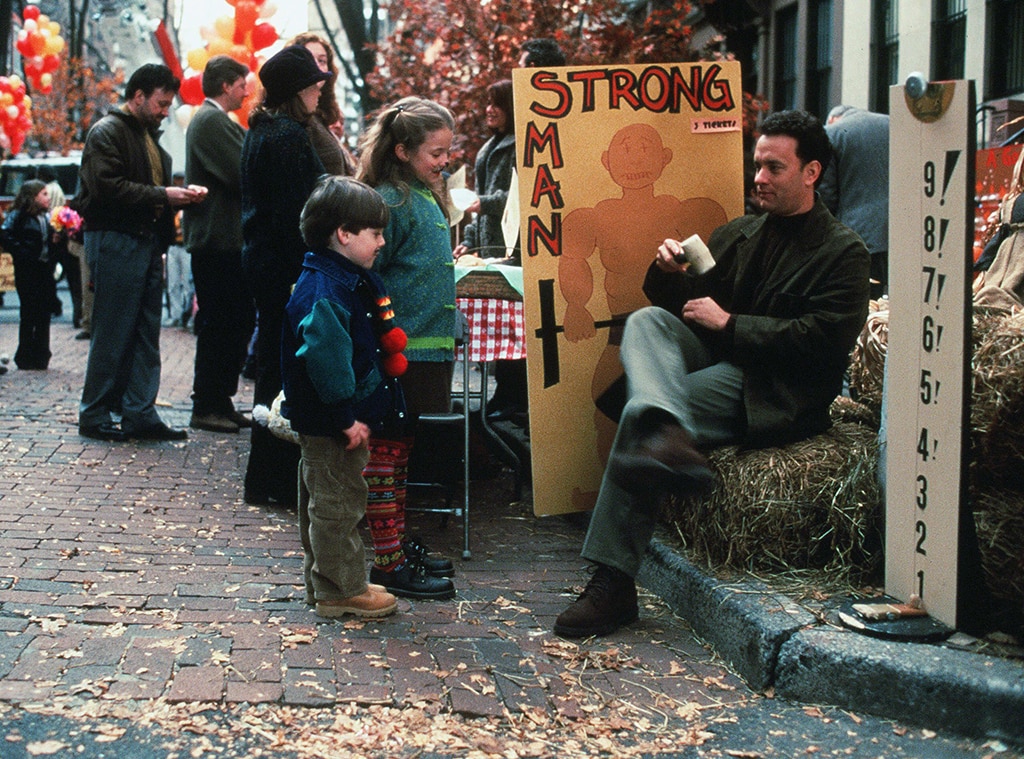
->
[971,308,1024,486]
[849,304,1024,485]
[972,487,1024,607]
[848,301,888,415]
[664,422,882,582]
[830,394,879,429]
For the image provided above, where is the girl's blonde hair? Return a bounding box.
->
[356,96,455,211]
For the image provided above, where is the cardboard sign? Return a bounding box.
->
[0,252,14,292]
[512,62,745,516]
[885,80,975,629]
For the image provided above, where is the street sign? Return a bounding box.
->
[885,79,975,629]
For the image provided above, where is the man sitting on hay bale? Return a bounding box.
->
[555,110,871,639]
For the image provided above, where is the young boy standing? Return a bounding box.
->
[282,176,407,618]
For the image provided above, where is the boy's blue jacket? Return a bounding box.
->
[282,249,405,438]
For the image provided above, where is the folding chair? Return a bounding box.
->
[406,310,472,559]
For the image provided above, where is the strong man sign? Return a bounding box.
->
[512,62,745,516]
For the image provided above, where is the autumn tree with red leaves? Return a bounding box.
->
[365,0,764,177]
[26,57,121,155]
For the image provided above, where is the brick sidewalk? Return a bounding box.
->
[0,317,746,719]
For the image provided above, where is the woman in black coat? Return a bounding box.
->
[240,46,330,506]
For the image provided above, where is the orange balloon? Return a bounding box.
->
[208,37,233,57]
[233,0,258,44]
[43,33,64,56]
[187,47,210,72]
[213,16,234,41]
[28,30,45,57]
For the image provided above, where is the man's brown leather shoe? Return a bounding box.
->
[609,423,714,494]
[554,564,638,638]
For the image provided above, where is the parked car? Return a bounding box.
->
[0,153,81,211]
[0,153,82,293]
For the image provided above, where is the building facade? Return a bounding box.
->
[698,0,1024,147]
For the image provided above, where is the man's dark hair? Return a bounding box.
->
[520,38,566,67]
[202,55,248,99]
[125,63,181,100]
[301,175,390,249]
[759,109,832,178]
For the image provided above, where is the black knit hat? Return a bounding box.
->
[259,45,331,108]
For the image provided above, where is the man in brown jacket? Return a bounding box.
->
[77,64,205,442]
[555,110,870,639]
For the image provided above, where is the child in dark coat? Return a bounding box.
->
[281,176,407,619]
[1,179,56,370]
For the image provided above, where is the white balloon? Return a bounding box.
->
[175,104,195,130]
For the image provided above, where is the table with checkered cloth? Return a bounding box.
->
[455,297,526,362]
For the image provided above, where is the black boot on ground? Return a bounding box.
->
[554,563,638,638]
[370,559,456,600]
[402,537,454,578]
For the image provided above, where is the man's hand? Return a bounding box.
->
[682,297,730,331]
[343,421,371,450]
[655,238,690,273]
[166,185,207,207]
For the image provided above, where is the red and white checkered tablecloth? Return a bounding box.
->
[455,297,527,362]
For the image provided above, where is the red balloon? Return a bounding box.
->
[42,54,60,73]
[22,5,40,21]
[179,73,204,106]
[15,32,32,58]
[250,22,277,51]
[23,57,42,78]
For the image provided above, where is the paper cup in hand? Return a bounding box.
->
[681,234,714,274]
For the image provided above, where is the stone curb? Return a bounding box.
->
[638,539,1024,744]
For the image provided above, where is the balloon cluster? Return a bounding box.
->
[0,76,32,156]
[179,0,280,127]
[15,5,65,95]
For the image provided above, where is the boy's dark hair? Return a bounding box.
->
[301,175,389,249]
[125,63,181,100]
[760,109,832,180]
[202,55,249,99]
[520,38,566,67]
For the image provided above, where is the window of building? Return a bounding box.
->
[986,0,1024,99]
[806,0,834,119]
[933,0,967,80]
[774,5,798,111]
[871,0,899,113]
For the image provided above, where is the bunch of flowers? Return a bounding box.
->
[50,205,81,233]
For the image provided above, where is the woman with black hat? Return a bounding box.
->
[240,45,331,507]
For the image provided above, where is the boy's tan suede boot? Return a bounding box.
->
[316,587,397,618]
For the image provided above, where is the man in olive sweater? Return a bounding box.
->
[183,55,256,434]
[555,111,870,639]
